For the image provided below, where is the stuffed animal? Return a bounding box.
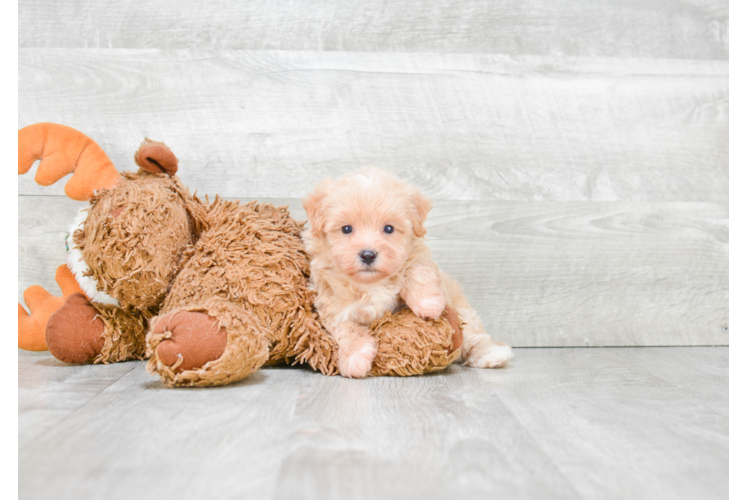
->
[19,123,210,366]
[18,123,462,386]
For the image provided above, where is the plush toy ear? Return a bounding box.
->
[134,138,178,176]
[409,188,432,238]
[302,181,331,238]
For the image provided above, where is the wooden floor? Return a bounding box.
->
[18,347,728,500]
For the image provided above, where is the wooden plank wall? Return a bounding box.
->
[18,0,729,347]
[724,0,748,344]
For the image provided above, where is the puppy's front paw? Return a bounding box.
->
[409,294,446,319]
[339,337,377,378]
[465,344,514,368]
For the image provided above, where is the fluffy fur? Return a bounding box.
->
[302,168,513,378]
[67,207,120,306]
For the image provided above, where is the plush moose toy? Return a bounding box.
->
[18,123,461,386]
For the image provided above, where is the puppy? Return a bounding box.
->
[302,168,513,378]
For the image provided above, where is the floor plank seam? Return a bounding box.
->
[473,370,587,500]
[19,361,140,452]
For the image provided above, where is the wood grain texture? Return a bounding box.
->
[478,347,728,500]
[274,361,579,500]
[18,353,304,499]
[18,347,728,500]
[18,49,728,202]
[18,0,728,60]
[427,199,729,346]
[725,84,748,342]
[18,196,728,347]
[730,374,748,492]
[18,351,136,449]
[17,197,88,306]
[729,246,748,345]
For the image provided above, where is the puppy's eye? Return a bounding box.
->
[342,225,353,234]
[383,225,394,234]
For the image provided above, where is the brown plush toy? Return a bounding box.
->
[18,123,462,386]
[19,123,210,366]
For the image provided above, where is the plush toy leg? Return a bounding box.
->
[146,300,270,388]
[267,302,339,376]
[369,307,462,377]
[149,311,228,372]
[18,264,84,351]
[46,293,106,363]
[45,292,153,364]
[90,303,155,363]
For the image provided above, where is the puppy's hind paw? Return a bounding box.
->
[339,337,377,379]
[465,344,514,369]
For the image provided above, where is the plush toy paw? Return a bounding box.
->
[18,264,85,351]
[147,302,270,388]
[464,343,514,368]
[46,293,105,363]
[150,311,228,373]
[338,336,378,378]
[409,294,446,320]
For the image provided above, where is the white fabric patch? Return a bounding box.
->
[67,207,120,306]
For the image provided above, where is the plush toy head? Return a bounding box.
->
[18,123,206,354]
[20,124,207,310]
[72,169,204,309]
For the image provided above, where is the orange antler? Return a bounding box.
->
[18,265,85,351]
[18,122,121,200]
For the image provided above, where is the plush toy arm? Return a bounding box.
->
[18,122,121,201]
[18,264,84,351]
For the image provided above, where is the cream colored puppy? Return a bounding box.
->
[302,168,513,378]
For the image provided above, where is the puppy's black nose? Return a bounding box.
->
[360,250,377,265]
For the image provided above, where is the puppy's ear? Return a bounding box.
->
[410,189,432,238]
[302,182,329,238]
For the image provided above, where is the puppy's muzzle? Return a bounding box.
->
[359,250,377,265]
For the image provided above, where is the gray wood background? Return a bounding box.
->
[18,0,729,347]
[724,0,748,348]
